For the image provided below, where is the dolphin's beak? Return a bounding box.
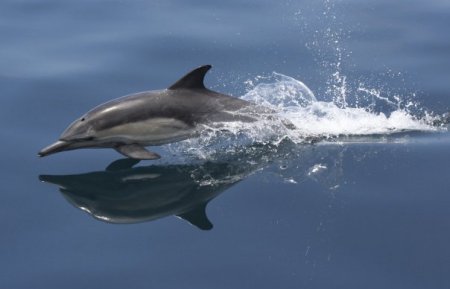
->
[38,141,71,157]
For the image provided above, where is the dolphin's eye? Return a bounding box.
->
[81,118,85,122]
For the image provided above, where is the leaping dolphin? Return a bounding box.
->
[38,65,272,160]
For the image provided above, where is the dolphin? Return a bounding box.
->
[38,65,272,160]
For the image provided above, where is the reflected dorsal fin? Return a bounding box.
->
[177,202,213,230]
[168,65,212,90]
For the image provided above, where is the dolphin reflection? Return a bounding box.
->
[39,158,261,230]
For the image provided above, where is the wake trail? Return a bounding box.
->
[241,72,444,143]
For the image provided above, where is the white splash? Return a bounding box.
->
[242,72,440,142]
[284,102,434,137]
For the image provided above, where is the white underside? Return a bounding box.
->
[95,117,195,145]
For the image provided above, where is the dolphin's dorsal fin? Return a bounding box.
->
[168,65,212,90]
[177,202,213,230]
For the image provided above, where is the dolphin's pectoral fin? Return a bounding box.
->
[115,144,161,160]
[177,203,213,230]
[168,65,211,90]
[106,158,141,171]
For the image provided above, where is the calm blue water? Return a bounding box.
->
[1,0,450,288]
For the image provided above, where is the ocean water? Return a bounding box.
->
[1,0,450,288]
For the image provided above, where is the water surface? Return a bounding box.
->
[1,0,450,288]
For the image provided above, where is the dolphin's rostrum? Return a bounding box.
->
[38,65,270,159]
